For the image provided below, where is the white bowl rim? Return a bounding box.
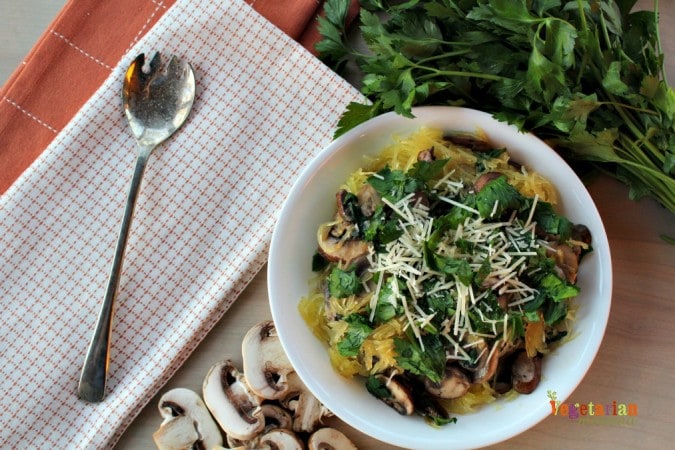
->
[268,106,612,449]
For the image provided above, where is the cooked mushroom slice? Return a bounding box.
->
[417,147,435,162]
[549,243,580,283]
[459,336,497,384]
[254,429,304,450]
[511,350,542,394]
[153,388,223,450]
[280,372,333,433]
[370,374,415,416]
[336,189,355,222]
[317,222,370,266]
[203,360,265,441]
[473,172,502,193]
[242,320,294,401]
[445,134,493,152]
[571,224,592,246]
[308,427,358,450]
[424,365,470,399]
[356,183,382,218]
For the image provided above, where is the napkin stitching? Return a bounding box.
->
[49,30,114,71]
[151,0,170,9]
[3,97,58,134]
[126,1,167,52]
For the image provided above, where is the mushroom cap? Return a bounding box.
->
[260,403,293,432]
[511,350,542,394]
[152,415,200,450]
[424,365,470,399]
[256,429,304,450]
[202,360,265,441]
[242,320,294,400]
[372,374,415,416]
[281,372,333,433]
[317,222,370,267]
[308,427,358,450]
[154,388,222,450]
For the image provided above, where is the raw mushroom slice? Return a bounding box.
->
[242,320,294,400]
[203,360,265,441]
[280,372,333,433]
[153,387,222,450]
[153,415,200,450]
[308,427,358,450]
[260,403,294,431]
[255,429,304,450]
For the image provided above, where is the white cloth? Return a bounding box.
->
[0,0,362,447]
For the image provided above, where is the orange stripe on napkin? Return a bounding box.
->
[0,0,358,195]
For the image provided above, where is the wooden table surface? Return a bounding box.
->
[2,1,673,449]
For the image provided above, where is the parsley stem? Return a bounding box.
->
[414,66,506,82]
[416,49,472,66]
[607,93,665,165]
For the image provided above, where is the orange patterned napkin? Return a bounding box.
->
[0,0,362,448]
[0,0,358,194]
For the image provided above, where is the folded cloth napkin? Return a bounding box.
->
[0,0,363,448]
[0,0,359,194]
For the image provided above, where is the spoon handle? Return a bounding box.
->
[78,146,152,402]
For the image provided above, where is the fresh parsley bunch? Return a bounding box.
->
[317,0,675,214]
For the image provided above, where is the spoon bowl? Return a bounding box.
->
[78,53,196,403]
[123,53,196,147]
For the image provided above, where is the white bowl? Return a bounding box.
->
[268,106,612,449]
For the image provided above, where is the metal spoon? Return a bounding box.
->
[78,53,196,403]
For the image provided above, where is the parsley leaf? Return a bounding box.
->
[531,201,573,240]
[328,266,362,298]
[318,0,675,216]
[394,334,445,383]
[337,314,373,357]
[475,175,526,218]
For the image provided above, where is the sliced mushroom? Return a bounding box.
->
[336,189,355,222]
[225,435,246,449]
[153,415,201,450]
[317,222,370,267]
[280,372,333,433]
[424,365,470,399]
[356,183,382,217]
[445,134,493,152]
[459,336,496,384]
[255,429,304,450]
[571,224,592,246]
[153,388,223,450]
[548,243,580,284]
[511,350,542,394]
[417,147,435,162]
[308,427,358,450]
[371,374,415,416]
[473,172,502,193]
[260,403,293,432]
[203,360,265,441]
[242,320,294,401]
